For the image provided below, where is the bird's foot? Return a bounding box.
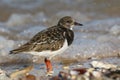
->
[46,70,54,76]
[44,58,54,76]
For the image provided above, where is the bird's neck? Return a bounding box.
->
[58,24,73,31]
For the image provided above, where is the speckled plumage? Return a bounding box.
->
[10,16,83,57]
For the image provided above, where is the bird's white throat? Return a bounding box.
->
[70,25,74,30]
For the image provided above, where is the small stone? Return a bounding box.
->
[58,71,70,80]
[9,66,33,79]
[72,68,87,75]
[91,61,117,69]
[70,70,79,75]
[25,74,36,80]
[92,71,102,78]
[63,66,70,70]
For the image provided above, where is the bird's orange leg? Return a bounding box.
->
[44,58,53,75]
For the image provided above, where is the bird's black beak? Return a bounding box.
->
[74,22,83,26]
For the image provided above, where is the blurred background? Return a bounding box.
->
[0,0,120,63]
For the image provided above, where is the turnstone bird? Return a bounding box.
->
[9,16,83,75]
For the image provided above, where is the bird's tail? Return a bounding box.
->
[9,45,30,54]
[9,49,21,54]
[9,48,24,54]
[9,42,33,54]
[9,50,15,54]
[9,47,28,54]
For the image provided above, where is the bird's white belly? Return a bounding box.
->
[27,39,68,58]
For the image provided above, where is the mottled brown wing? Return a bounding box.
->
[31,39,64,52]
[10,26,65,54]
[29,26,65,52]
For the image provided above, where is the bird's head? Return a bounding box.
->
[57,16,83,30]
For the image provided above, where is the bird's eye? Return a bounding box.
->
[67,21,70,23]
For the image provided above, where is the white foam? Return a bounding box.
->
[6,13,47,27]
[6,14,33,27]
[0,36,14,56]
[109,25,120,36]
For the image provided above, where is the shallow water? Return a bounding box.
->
[0,1,120,78]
